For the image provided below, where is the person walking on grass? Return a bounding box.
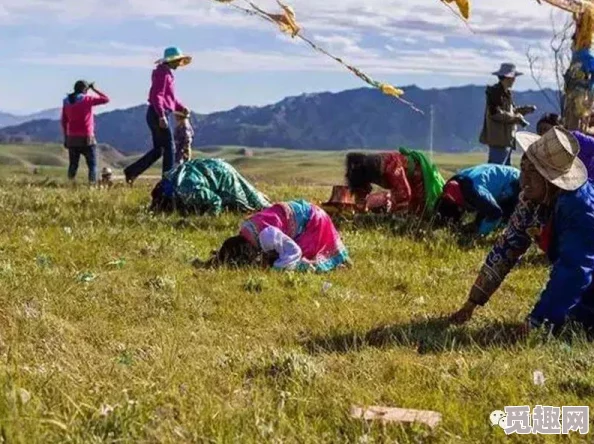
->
[479,63,537,165]
[124,47,191,184]
[61,80,110,184]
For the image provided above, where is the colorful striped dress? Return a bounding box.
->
[240,200,349,272]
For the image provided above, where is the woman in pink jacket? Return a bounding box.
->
[124,47,191,184]
[61,80,109,184]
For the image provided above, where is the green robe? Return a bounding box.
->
[165,159,271,215]
[399,147,445,213]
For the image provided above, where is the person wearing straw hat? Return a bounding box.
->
[479,63,536,166]
[124,47,192,184]
[450,126,594,335]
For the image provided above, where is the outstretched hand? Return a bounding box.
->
[192,251,218,269]
[449,301,477,325]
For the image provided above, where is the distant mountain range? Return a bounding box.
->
[0,108,61,129]
[0,86,558,152]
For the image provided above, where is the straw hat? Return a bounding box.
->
[156,47,192,67]
[514,126,587,191]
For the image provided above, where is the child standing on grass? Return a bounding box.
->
[174,111,193,166]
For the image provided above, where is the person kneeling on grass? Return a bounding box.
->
[434,164,520,235]
[346,148,445,216]
[450,127,594,335]
[151,158,270,215]
[206,199,351,272]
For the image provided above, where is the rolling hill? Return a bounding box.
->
[0,85,558,152]
[0,108,61,129]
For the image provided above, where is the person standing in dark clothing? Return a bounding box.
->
[479,63,536,165]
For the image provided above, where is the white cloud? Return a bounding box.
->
[0,5,11,23]
[490,38,514,51]
[20,42,555,85]
[0,0,566,39]
[312,34,369,56]
[7,0,568,90]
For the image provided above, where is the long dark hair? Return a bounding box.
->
[215,235,260,267]
[67,80,88,104]
[434,196,464,226]
[345,152,382,194]
[536,113,562,135]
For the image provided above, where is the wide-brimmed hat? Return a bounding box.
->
[156,47,192,67]
[492,63,523,78]
[515,127,587,191]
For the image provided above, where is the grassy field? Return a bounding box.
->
[0,143,493,184]
[0,145,592,443]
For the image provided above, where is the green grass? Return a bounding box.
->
[0,143,494,184]
[0,147,589,443]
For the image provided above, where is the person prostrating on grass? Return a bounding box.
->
[61,80,110,185]
[150,158,270,215]
[204,200,351,272]
[124,47,191,184]
[346,148,445,216]
[434,164,521,235]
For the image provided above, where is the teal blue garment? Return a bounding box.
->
[478,219,500,236]
[165,158,271,215]
[456,165,520,201]
[456,164,520,235]
[287,199,313,237]
[296,249,350,273]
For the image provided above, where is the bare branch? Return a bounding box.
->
[526,46,561,112]
[526,10,573,113]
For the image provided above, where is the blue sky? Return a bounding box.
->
[0,0,570,114]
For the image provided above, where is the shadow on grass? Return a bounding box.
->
[301,318,524,355]
[336,213,445,243]
[335,213,507,251]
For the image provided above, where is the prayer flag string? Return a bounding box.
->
[213,0,425,114]
[536,0,594,14]
[439,0,475,33]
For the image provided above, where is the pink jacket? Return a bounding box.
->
[61,92,109,137]
[148,64,185,118]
